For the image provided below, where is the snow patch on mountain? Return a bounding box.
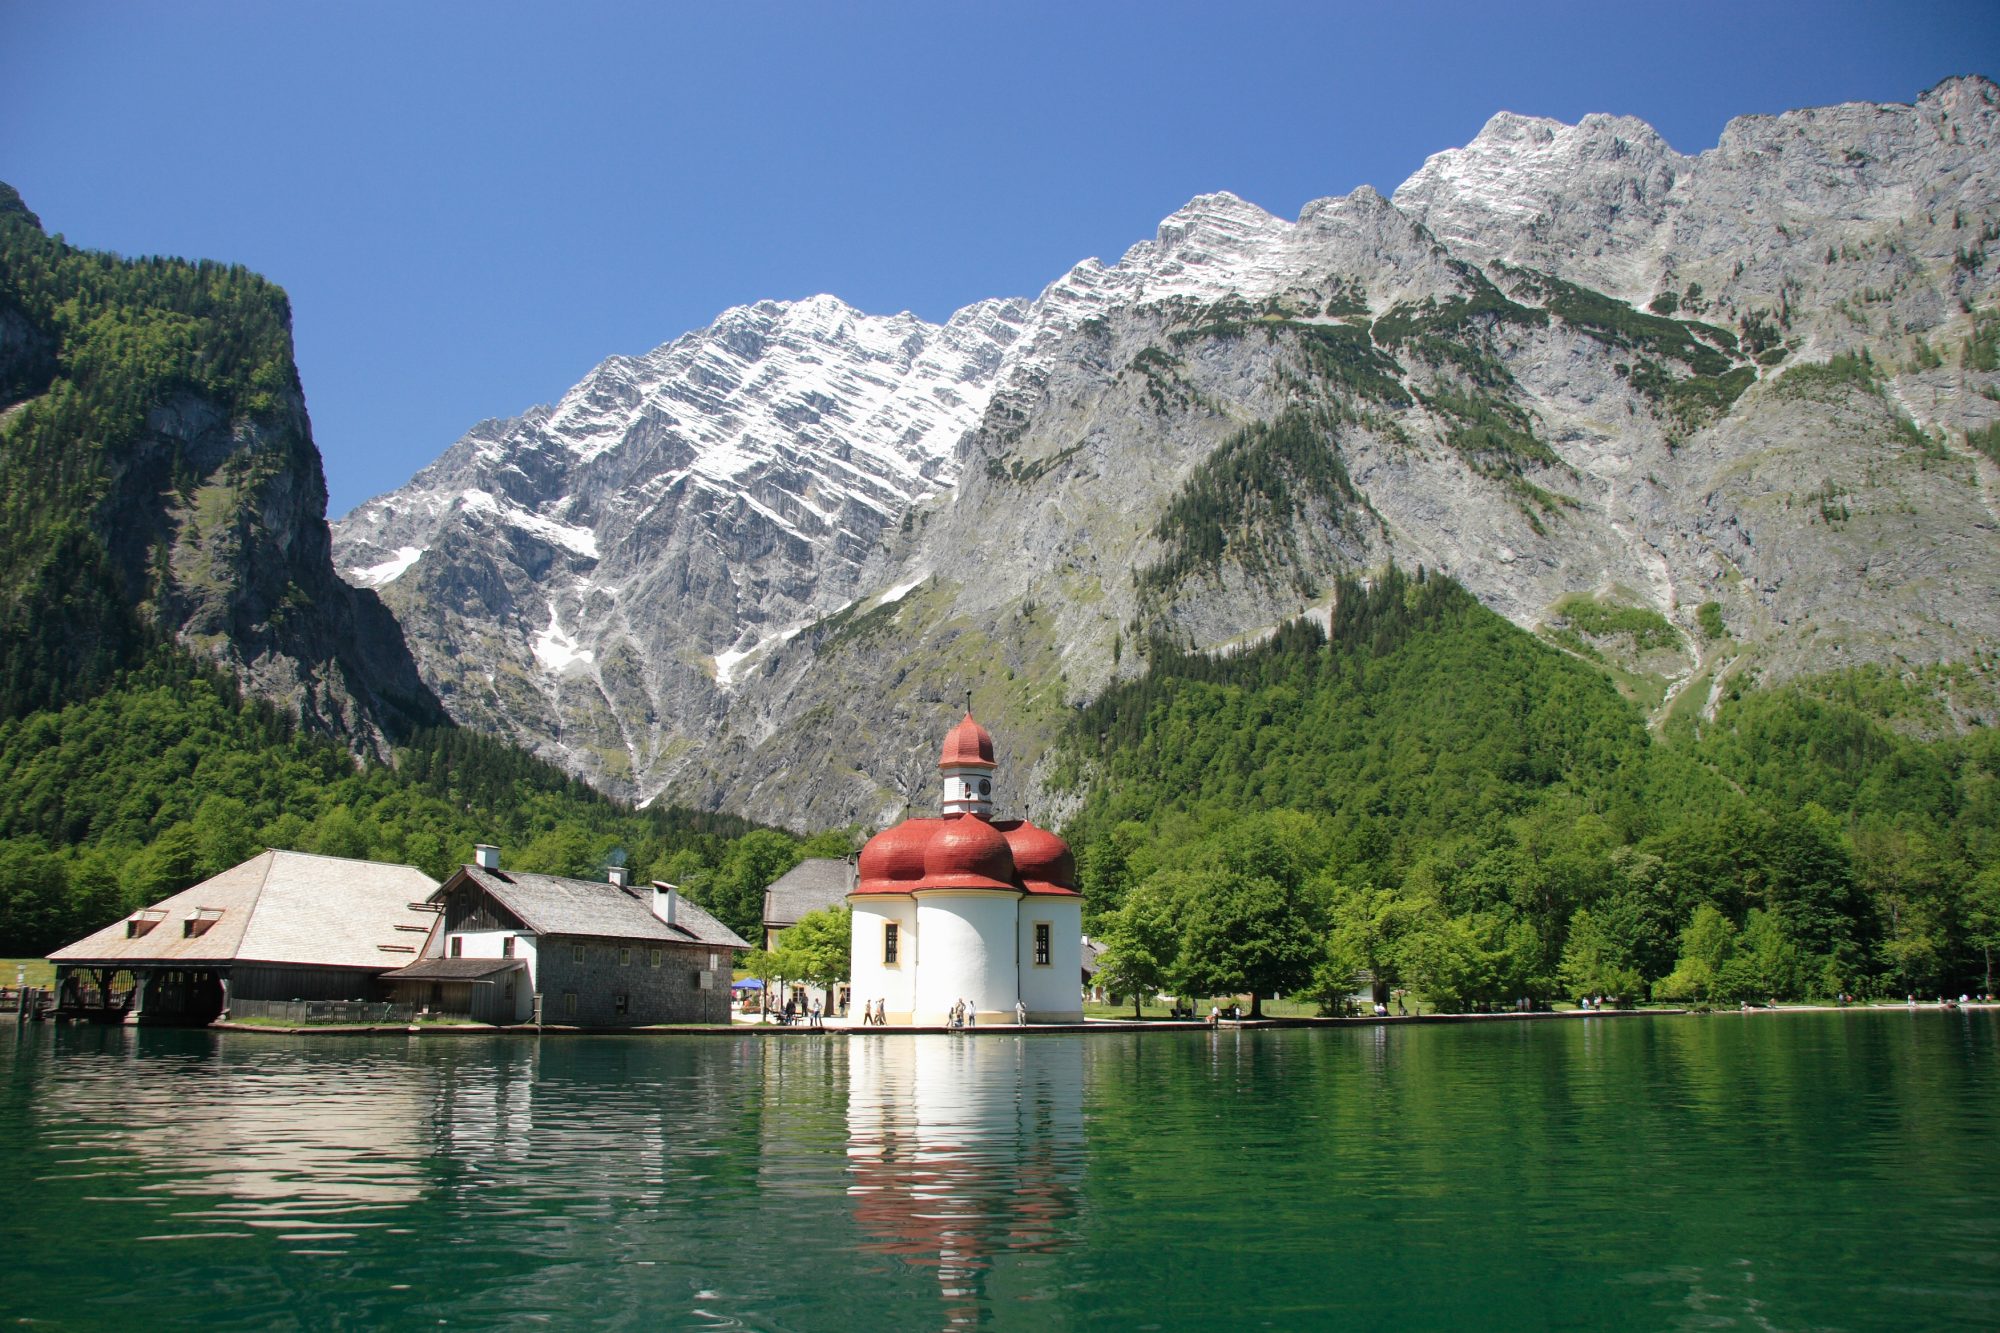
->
[349,545,425,588]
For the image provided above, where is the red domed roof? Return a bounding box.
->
[938,713,996,770]
[856,819,934,893]
[999,820,1079,895]
[854,815,1080,897]
[922,816,1016,890]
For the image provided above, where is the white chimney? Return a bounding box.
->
[651,880,678,925]
[608,864,631,888]
[474,844,500,870]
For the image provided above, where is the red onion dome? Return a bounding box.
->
[938,712,996,770]
[921,814,1017,890]
[1000,820,1078,894]
[855,819,936,894]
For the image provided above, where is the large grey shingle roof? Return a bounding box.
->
[50,850,440,969]
[762,857,855,929]
[459,867,749,950]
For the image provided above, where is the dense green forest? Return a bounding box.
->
[0,183,827,954]
[0,657,838,954]
[1066,568,2000,1010]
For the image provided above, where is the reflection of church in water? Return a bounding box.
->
[849,713,1084,1025]
[845,1035,1086,1321]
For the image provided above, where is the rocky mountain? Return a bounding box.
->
[0,184,439,747]
[334,77,2000,829]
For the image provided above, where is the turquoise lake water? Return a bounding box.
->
[3,1011,1996,1330]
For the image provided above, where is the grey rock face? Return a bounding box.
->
[338,78,2000,829]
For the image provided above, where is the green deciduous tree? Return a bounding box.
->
[771,905,850,991]
[1176,871,1318,1018]
[1095,875,1182,1016]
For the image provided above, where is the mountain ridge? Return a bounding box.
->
[333,78,2000,828]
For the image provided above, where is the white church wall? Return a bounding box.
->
[1017,898,1084,1022]
[848,896,917,1022]
[914,892,1018,1024]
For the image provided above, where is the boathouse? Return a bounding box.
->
[46,850,441,1024]
[385,847,749,1025]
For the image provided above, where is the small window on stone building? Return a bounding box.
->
[620,947,632,966]
[563,991,577,1016]
[573,943,586,964]
[884,922,900,966]
[615,992,629,1015]
[1034,922,1051,967]
[450,937,464,958]
[649,948,662,967]
[709,952,722,971]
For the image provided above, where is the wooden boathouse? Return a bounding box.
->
[47,850,441,1024]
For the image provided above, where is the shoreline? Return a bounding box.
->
[188,1001,1992,1037]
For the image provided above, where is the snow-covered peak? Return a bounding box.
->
[1392,108,1683,259]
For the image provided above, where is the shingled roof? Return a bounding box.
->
[454,866,749,950]
[380,956,527,982]
[762,857,855,930]
[50,850,440,969]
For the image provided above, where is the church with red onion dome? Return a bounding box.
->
[847,711,1084,1025]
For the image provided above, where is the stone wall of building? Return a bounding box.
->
[532,935,730,1026]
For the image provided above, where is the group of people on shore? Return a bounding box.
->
[777,993,824,1027]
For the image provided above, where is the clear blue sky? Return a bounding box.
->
[4,1,1994,516]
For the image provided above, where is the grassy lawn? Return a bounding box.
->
[2,959,54,989]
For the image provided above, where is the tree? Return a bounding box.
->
[1717,909,1802,1001]
[1095,876,1181,1016]
[1313,883,1409,1007]
[1654,904,1739,1004]
[513,823,600,878]
[1558,907,1644,1002]
[1965,867,2000,996]
[0,839,69,954]
[704,830,802,942]
[772,906,850,992]
[1176,871,1317,1018]
[1391,906,1499,1013]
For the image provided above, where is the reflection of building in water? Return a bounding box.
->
[845,1035,1085,1321]
[43,1027,430,1237]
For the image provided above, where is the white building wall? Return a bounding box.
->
[914,892,1018,1024]
[1017,898,1084,1022]
[445,930,539,1020]
[848,896,917,1021]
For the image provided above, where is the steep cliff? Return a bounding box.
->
[0,183,440,746]
[336,79,2000,827]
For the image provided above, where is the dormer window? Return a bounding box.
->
[126,909,167,938]
[181,908,224,938]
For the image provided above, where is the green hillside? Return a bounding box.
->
[1062,568,2000,1008]
[0,187,816,954]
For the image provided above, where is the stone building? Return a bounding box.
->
[386,847,748,1025]
[848,713,1084,1024]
